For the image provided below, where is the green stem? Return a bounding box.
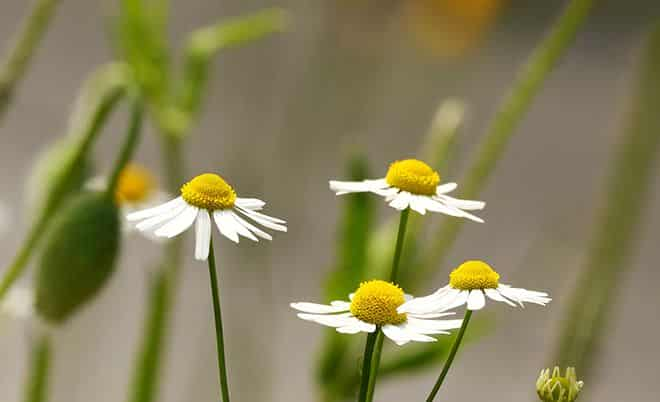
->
[357,331,378,402]
[0,83,123,301]
[207,236,231,402]
[363,331,384,402]
[388,208,410,283]
[0,0,61,122]
[22,334,52,402]
[107,97,143,196]
[125,135,185,402]
[423,0,596,272]
[361,209,410,402]
[426,310,473,402]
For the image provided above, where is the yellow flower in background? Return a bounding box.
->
[402,0,506,58]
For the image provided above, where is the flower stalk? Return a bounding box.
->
[22,334,52,402]
[207,236,231,402]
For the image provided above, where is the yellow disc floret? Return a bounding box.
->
[350,280,407,325]
[449,260,500,290]
[181,173,236,210]
[116,163,155,204]
[385,159,440,195]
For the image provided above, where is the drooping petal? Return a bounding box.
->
[290,302,351,314]
[329,179,389,195]
[389,191,412,210]
[127,197,186,221]
[228,210,272,240]
[213,210,239,243]
[135,202,188,232]
[466,290,486,310]
[226,211,258,242]
[485,288,516,307]
[435,182,458,194]
[235,207,287,232]
[297,312,354,328]
[194,209,212,260]
[154,206,198,238]
[234,197,266,210]
[436,194,486,211]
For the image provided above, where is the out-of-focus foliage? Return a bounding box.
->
[116,0,287,138]
[553,22,660,379]
[35,192,120,323]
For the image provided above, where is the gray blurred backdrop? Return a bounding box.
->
[1,1,659,401]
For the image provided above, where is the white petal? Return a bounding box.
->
[498,285,551,307]
[237,207,286,224]
[337,319,376,334]
[194,209,212,260]
[485,288,516,307]
[227,211,259,241]
[330,301,351,309]
[135,202,188,231]
[297,313,354,328]
[228,211,272,240]
[154,206,198,238]
[236,207,287,232]
[467,290,486,310]
[329,179,389,195]
[435,182,457,194]
[425,198,485,223]
[213,210,239,243]
[234,197,266,210]
[408,195,427,215]
[388,191,412,210]
[407,311,456,319]
[406,317,462,334]
[127,197,186,221]
[290,302,350,314]
[382,324,412,346]
[436,194,486,211]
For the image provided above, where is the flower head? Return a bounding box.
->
[398,260,551,313]
[536,367,583,402]
[329,158,485,221]
[127,172,286,260]
[291,279,462,346]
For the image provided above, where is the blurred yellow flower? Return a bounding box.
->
[402,0,506,58]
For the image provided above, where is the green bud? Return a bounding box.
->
[35,192,119,323]
[536,367,584,402]
[25,137,92,220]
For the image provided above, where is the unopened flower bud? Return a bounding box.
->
[536,366,583,402]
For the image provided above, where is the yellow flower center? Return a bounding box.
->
[116,163,155,204]
[350,280,407,326]
[385,159,440,195]
[181,173,236,210]
[449,260,500,290]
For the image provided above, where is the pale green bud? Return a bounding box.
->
[536,367,584,402]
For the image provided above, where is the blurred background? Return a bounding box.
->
[0,0,659,401]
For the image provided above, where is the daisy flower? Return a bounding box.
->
[329,158,485,221]
[88,163,170,235]
[398,260,551,313]
[291,280,462,346]
[127,173,286,260]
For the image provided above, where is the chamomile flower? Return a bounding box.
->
[127,173,286,260]
[88,163,170,234]
[291,280,462,346]
[329,158,485,221]
[398,260,551,313]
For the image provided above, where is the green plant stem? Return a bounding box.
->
[0,0,61,122]
[357,331,378,402]
[426,309,473,402]
[107,97,143,196]
[0,84,123,301]
[360,209,410,402]
[423,0,596,272]
[126,135,184,402]
[22,334,52,402]
[207,236,231,402]
[388,208,410,283]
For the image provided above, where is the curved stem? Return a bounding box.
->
[22,334,52,402]
[207,236,231,402]
[107,97,143,196]
[356,331,378,402]
[426,309,473,402]
[0,0,61,122]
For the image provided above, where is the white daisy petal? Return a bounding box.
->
[398,323,443,341]
[135,202,188,231]
[406,317,463,333]
[237,207,286,225]
[213,210,240,243]
[290,302,351,314]
[382,324,412,346]
[297,313,354,328]
[226,211,259,242]
[194,209,212,260]
[236,208,287,232]
[234,197,266,210]
[154,206,198,238]
[329,179,389,195]
[127,197,186,221]
[330,301,351,309]
[228,211,272,241]
[435,182,458,194]
[485,288,516,307]
[389,191,412,210]
[436,194,486,211]
[467,290,486,310]
[408,196,427,215]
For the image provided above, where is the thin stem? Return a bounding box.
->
[388,208,410,283]
[426,309,473,402]
[107,97,144,196]
[423,0,596,274]
[363,331,384,402]
[356,331,378,402]
[0,83,123,301]
[0,0,61,122]
[22,334,52,402]
[207,236,231,402]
